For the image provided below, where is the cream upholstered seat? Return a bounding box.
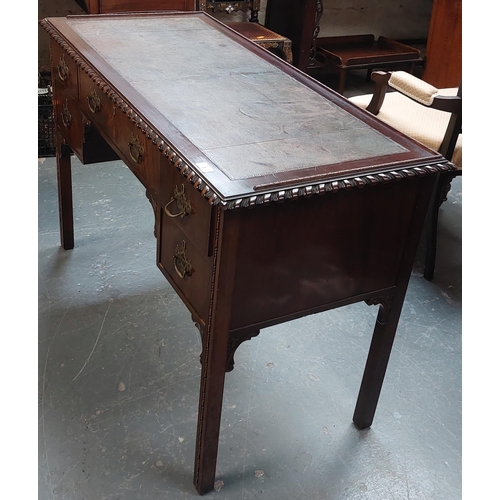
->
[349,71,462,280]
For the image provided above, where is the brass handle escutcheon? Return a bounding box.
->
[87,90,101,113]
[164,185,192,219]
[173,240,192,279]
[61,100,72,128]
[128,134,144,163]
[57,56,69,82]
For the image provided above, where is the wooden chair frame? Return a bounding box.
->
[364,71,462,280]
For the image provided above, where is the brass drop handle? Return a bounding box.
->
[128,134,144,163]
[173,240,192,279]
[61,100,72,128]
[57,56,69,82]
[87,90,101,113]
[164,185,192,219]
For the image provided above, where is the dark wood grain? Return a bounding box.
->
[265,0,320,70]
[228,178,421,331]
[423,0,462,88]
[76,0,197,13]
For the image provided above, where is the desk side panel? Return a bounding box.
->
[229,178,424,330]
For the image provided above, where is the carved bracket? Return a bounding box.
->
[226,330,260,372]
[193,323,260,373]
[439,171,461,206]
[192,316,208,369]
[365,295,393,325]
[145,188,157,238]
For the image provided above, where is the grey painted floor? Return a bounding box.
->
[38,149,461,499]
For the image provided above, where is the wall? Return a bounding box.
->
[319,0,434,39]
[38,0,434,72]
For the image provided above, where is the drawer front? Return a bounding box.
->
[50,40,79,98]
[53,82,84,158]
[160,163,214,256]
[112,107,161,195]
[79,69,116,137]
[158,210,212,321]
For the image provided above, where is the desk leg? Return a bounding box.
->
[353,177,435,429]
[56,135,74,250]
[353,293,402,429]
[194,321,230,494]
[193,211,239,495]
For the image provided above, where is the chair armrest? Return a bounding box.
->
[388,71,461,113]
[365,71,391,115]
[364,70,461,115]
[388,71,439,105]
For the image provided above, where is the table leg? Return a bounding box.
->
[193,211,240,495]
[423,174,442,281]
[56,134,74,250]
[353,176,436,429]
[193,321,230,495]
[353,293,402,429]
[424,172,456,281]
[337,68,347,95]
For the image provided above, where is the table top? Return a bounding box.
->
[42,12,450,207]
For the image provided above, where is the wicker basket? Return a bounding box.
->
[38,73,55,157]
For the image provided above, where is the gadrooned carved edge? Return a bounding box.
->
[224,162,457,210]
[41,21,458,213]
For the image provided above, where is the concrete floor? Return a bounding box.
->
[38,75,461,499]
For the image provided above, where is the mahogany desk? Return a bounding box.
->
[41,12,456,495]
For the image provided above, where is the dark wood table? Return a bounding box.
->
[227,22,293,63]
[316,35,423,95]
[41,11,456,495]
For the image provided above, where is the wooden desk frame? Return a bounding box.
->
[41,12,456,495]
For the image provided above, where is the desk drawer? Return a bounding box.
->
[50,40,78,98]
[157,210,212,321]
[113,107,161,194]
[79,67,161,193]
[160,164,214,256]
[53,82,84,158]
[79,69,115,136]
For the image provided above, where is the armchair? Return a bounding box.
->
[349,71,462,281]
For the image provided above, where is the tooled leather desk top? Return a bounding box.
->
[43,12,452,206]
